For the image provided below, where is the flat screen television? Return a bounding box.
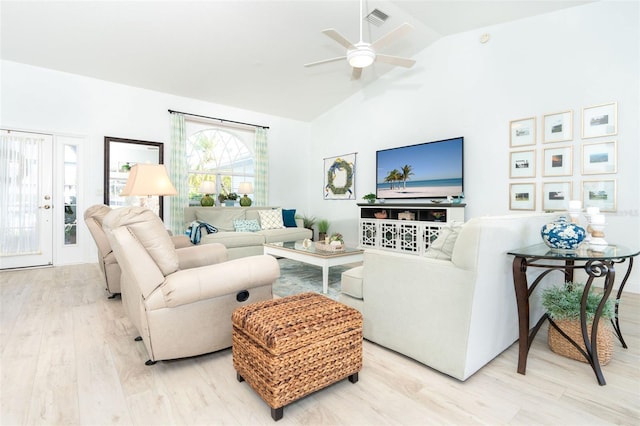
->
[376,137,463,200]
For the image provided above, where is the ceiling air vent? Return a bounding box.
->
[365,8,389,27]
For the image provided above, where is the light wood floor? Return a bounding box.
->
[1,264,639,425]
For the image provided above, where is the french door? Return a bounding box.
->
[0,130,54,269]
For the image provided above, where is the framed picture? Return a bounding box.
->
[510,117,536,147]
[582,179,616,212]
[542,181,573,211]
[582,140,617,175]
[509,150,536,178]
[582,102,617,139]
[324,153,356,200]
[509,182,536,211]
[543,145,573,176]
[543,110,573,143]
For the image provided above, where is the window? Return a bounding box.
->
[186,126,254,206]
[63,144,78,244]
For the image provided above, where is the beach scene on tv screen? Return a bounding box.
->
[376,138,463,199]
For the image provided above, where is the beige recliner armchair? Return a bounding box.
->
[102,207,280,365]
[84,204,192,297]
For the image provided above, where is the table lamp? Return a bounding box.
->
[120,164,177,215]
[199,181,216,206]
[238,182,253,207]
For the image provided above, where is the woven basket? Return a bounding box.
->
[315,241,345,252]
[548,319,614,365]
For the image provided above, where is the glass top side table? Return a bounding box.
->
[508,243,639,386]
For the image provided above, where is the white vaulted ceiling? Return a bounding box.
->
[0,0,595,121]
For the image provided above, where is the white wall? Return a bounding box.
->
[309,1,640,292]
[1,60,312,263]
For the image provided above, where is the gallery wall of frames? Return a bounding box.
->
[508,102,618,212]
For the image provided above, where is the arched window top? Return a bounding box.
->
[187,128,252,173]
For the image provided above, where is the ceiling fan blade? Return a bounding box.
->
[322,28,356,49]
[371,23,414,51]
[304,56,347,67]
[375,54,416,68]
[351,67,363,80]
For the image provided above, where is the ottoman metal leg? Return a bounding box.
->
[348,372,359,383]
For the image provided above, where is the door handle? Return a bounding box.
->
[40,205,51,209]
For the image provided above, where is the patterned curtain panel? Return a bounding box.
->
[254,127,269,206]
[169,113,188,235]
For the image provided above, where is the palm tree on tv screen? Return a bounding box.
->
[384,169,402,189]
[401,164,414,189]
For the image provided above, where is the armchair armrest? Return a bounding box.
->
[171,234,192,249]
[176,243,228,270]
[159,255,280,308]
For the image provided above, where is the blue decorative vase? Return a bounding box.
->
[541,216,586,251]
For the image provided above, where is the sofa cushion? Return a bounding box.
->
[258,227,312,243]
[258,209,285,230]
[196,209,246,232]
[424,223,463,260]
[282,209,297,227]
[233,219,261,232]
[201,231,265,248]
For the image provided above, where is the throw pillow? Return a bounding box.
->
[258,209,285,230]
[424,223,463,260]
[282,209,297,227]
[233,219,261,232]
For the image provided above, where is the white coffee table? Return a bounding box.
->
[263,241,364,294]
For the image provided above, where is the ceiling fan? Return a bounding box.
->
[304,0,416,80]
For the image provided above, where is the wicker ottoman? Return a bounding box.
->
[232,292,363,421]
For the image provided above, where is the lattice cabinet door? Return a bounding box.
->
[359,220,378,248]
[421,225,444,254]
[398,222,419,254]
[379,222,398,250]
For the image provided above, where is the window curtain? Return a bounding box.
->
[0,131,43,254]
[169,113,188,235]
[254,127,269,206]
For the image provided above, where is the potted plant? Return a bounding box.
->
[317,219,330,242]
[297,214,317,240]
[363,193,377,204]
[542,282,615,364]
[225,192,239,206]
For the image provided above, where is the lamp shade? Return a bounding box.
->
[199,181,216,195]
[238,182,253,194]
[120,164,177,196]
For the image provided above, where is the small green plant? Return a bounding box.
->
[363,193,376,203]
[226,192,239,200]
[317,219,330,234]
[542,282,615,321]
[297,214,317,229]
[329,232,343,244]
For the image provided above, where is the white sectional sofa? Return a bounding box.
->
[339,213,557,381]
[184,207,312,259]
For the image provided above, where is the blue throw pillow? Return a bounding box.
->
[233,219,261,232]
[282,209,297,227]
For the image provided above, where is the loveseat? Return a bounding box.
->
[184,207,312,259]
[339,213,557,381]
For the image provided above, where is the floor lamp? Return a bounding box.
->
[120,164,177,217]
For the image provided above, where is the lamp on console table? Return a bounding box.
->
[238,182,253,207]
[199,181,216,206]
[120,164,177,216]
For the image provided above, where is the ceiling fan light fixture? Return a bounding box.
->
[347,47,375,68]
